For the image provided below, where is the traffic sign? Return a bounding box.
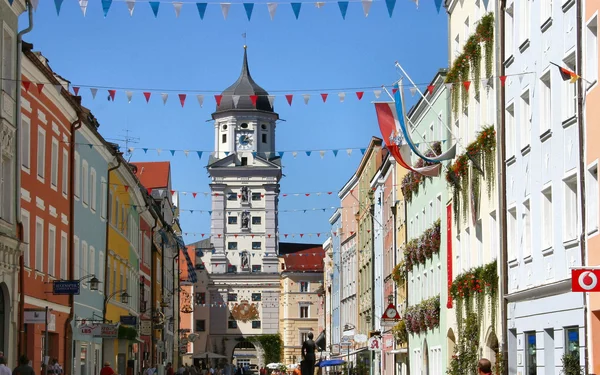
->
[53,281,80,295]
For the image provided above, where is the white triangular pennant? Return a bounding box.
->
[361,0,372,16]
[221,3,231,19]
[482,78,489,87]
[31,0,39,10]
[320,150,325,158]
[54,84,62,93]
[126,91,133,103]
[266,152,272,159]
[126,0,135,15]
[79,0,88,16]
[90,88,98,99]
[347,149,353,156]
[232,95,240,108]
[292,152,298,158]
[409,87,417,96]
[303,94,310,105]
[445,83,453,91]
[197,94,204,108]
[184,150,189,157]
[338,92,346,102]
[161,93,168,105]
[157,149,162,155]
[373,90,381,99]
[315,2,325,8]
[173,2,183,17]
[267,3,278,19]
[268,95,275,107]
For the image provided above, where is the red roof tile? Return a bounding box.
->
[131,161,170,189]
[279,243,324,272]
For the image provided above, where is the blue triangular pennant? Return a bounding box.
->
[143,148,148,153]
[8,0,14,5]
[385,0,395,17]
[101,0,113,16]
[252,152,257,157]
[225,152,230,156]
[197,151,203,159]
[196,3,208,19]
[360,148,366,155]
[149,1,160,17]
[333,150,339,157]
[132,205,137,210]
[88,144,93,149]
[337,1,349,19]
[243,3,254,20]
[208,211,212,215]
[170,150,176,156]
[482,0,489,9]
[54,0,64,15]
[291,3,301,19]
[190,210,194,214]
[278,151,284,158]
[306,151,312,156]
[434,0,442,13]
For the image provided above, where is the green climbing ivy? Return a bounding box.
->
[246,334,283,365]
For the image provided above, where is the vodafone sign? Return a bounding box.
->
[571,269,600,292]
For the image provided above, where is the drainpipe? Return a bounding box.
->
[150,219,157,365]
[575,0,589,373]
[497,2,509,374]
[102,154,122,364]
[16,0,33,358]
[172,249,180,365]
[64,109,83,375]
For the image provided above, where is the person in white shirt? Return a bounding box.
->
[0,357,12,375]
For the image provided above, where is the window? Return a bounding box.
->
[22,209,30,267]
[252,217,261,225]
[60,231,67,279]
[520,90,531,149]
[74,236,80,280]
[222,134,227,143]
[300,281,309,292]
[241,157,248,166]
[228,242,238,250]
[228,216,237,224]
[525,332,537,375]
[261,133,267,144]
[436,195,442,220]
[520,0,530,45]
[508,207,517,260]
[522,200,531,258]
[564,175,578,241]
[587,16,598,85]
[89,246,96,281]
[228,321,238,329]
[82,161,89,205]
[195,320,206,332]
[35,218,44,272]
[156,260,161,284]
[99,251,105,285]
[540,73,552,133]
[81,241,88,276]
[251,192,261,201]
[252,321,261,329]
[454,34,460,57]
[565,327,580,355]
[61,149,68,196]
[74,152,80,198]
[90,168,97,211]
[251,293,262,301]
[505,3,514,57]
[50,138,58,188]
[300,331,310,345]
[541,0,552,24]
[506,104,515,158]
[21,117,30,169]
[228,293,238,302]
[101,177,107,219]
[542,186,553,248]
[587,165,598,233]
[2,26,15,96]
[563,54,577,120]
[299,305,309,318]
[252,265,261,272]
[227,264,237,273]
[490,211,498,259]
[252,242,261,250]
[37,129,46,180]
[227,193,237,201]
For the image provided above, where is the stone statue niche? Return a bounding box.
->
[241,211,250,230]
[241,186,249,203]
[240,251,250,270]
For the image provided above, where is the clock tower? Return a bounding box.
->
[204,46,282,341]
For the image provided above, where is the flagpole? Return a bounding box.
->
[395,61,456,137]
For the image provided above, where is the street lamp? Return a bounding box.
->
[103,289,130,314]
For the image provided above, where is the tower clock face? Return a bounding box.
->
[236,131,254,150]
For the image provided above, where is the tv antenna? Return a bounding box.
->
[106,129,139,161]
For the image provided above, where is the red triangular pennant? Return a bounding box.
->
[268,234,271,238]
[300,234,304,238]
[73,86,80,95]
[147,188,153,194]
[285,95,293,106]
[250,95,258,106]
[37,83,44,93]
[499,76,507,86]
[321,93,328,102]
[392,88,398,94]
[284,234,289,238]
[356,91,364,100]
[108,90,116,101]
[124,185,129,192]
[143,92,151,103]
[179,94,186,107]
[23,81,31,92]
[427,85,434,95]
[305,193,310,196]
[215,95,223,106]
[463,81,471,91]
[192,192,197,198]
[170,190,176,195]
[218,234,222,238]
[317,233,321,237]
[234,234,238,238]
[201,234,205,237]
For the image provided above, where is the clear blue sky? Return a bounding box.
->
[20,0,448,245]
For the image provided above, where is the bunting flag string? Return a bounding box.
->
[123,202,345,213]
[72,141,449,160]
[7,72,536,109]
[37,0,433,19]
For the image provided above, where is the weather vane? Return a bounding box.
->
[242,32,247,47]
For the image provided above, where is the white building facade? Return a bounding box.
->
[501,0,585,373]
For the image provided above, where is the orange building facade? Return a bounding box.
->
[585,1,600,372]
[19,44,75,371]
